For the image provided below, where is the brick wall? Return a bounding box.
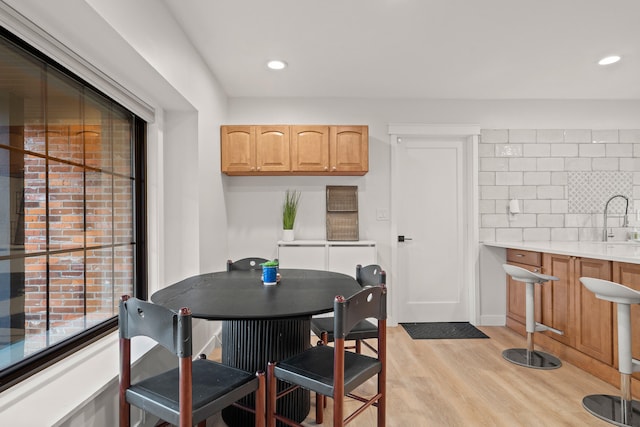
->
[20,123,133,349]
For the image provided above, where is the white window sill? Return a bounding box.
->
[0,331,156,426]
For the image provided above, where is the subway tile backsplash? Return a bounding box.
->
[479,128,640,242]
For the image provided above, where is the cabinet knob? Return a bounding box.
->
[324,166,328,171]
[332,166,337,171]
[257,166,261,171]
[250,167,255,171]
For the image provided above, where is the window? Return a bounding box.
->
[0,28,146,390]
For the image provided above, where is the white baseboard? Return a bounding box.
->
[478,314,506,326]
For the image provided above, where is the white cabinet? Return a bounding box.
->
[277,243,325,271]
[277,240,377,277]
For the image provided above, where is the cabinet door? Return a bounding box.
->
[277,244,325,270]
[221,126,255,173]
[327,245,376,277]
[574,257,613,364]
[613,262,640,379]
[256,126,290,172]
[506,249,542,328]
[542,253,574,346]
[506,261,542,326]
[291,125,329,172]
[330,126,368,174]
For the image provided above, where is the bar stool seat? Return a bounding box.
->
[502,264,563,370]
[580,277,640,427]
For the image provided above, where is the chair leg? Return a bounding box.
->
[355,339,362,354]
[120,402,130,427]
[316,332,329,418]
[266,362,277,427]
[255,371,266,427]
[378,374,386,427]
[333,395,344,427]
[315,392,324,424]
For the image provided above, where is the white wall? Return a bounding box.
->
[479,128,640,243]
[226,97,640,326]
[0,1,229,425]
[3,0,640,424]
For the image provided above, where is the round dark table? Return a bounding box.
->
[151,268,360,426]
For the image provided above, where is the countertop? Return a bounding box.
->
[483,240,640,264]
[277,240,376,246]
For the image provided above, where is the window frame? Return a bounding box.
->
[0,26,147,392]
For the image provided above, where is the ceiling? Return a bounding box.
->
[165,0,640,100]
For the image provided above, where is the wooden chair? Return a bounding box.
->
[267,285,387,426]
[227,257,269,271]
[310,264,385,354]
[119,296,265,427]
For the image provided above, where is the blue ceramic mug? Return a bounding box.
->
[262,266,277,285]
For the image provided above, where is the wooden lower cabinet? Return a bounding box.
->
[504,252,640,395]
[539,254,613,363]
[540,253,575,347]
[613,261,640,380]
[505,249,542,328]
[540,254,612,362]
[506,252,614,364]
[573,257,613,365]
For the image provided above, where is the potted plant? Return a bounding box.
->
[282,189,301,242]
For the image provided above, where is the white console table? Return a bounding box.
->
[277,240,377,278]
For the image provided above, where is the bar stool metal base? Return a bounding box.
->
[583,394,640,427]
[502,348,562,370]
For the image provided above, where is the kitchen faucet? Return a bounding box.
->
[602,194,629,241]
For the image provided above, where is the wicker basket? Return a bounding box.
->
[326,186,358,212]
[326,186,359,241]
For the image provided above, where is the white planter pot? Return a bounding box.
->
[282,229,295,242]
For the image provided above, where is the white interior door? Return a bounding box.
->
[395,134,471,322]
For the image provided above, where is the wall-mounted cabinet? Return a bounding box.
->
[221,125,368,176]
[220,125,290,174]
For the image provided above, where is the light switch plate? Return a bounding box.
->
[376,209,389,221]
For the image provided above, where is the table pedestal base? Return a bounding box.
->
[221,318,311,427]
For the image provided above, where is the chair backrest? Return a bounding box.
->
[356,264,385,288]
[119,296,192,358]
[227,257,269,271]
[119,296,195,427]
[334,285,387,340]
[332,284,387,418]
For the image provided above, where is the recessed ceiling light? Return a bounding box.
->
[598,55,621,65]
[267,60,287,70]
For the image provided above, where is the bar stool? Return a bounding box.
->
[580,277,640,427]
[502,264,563,369]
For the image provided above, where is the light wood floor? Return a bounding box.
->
[209,325,618,426]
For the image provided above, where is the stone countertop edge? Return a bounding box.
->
[482,241,640,265]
